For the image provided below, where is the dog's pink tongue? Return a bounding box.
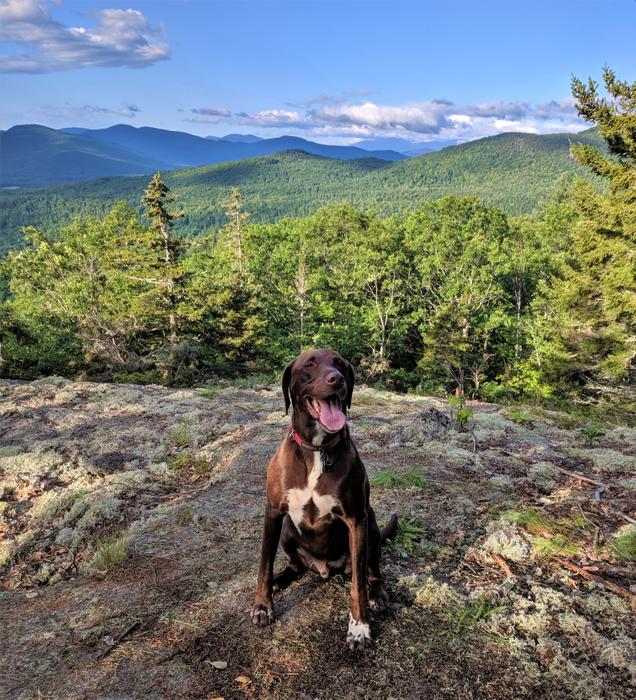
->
[318,399,346,432]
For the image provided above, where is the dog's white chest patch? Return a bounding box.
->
[286,452,337,530]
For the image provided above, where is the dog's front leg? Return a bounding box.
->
[345,514,372,650]
[251,503,283,627]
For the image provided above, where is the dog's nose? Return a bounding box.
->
[326,371,343,386]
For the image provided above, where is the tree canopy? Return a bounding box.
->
[0,68,633,415]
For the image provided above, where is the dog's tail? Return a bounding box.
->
[381,513,399,543]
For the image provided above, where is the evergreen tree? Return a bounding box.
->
[141,173,189,379]
[552,69,636,390]
[3,205,152,374]
[220,187,250,274]
[499,186,579,401]
[201,187,266,372]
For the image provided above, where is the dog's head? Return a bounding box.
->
[282,349,354,434]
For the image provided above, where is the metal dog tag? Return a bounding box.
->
[320,449,333,472]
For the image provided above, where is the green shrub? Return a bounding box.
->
[508,409,534,424]
[112,370,164,385]
[385,517,425,557]
[579,425,606,447]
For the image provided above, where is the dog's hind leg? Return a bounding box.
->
[273,564,305,591]
[367,507,390,612]
[273,519,307,592]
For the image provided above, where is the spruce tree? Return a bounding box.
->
[141,173,187,379]
[556,69,636,389]
[210,187,265,372]
[220,186,250,275]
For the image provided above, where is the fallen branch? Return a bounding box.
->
[491,553,516,580]
[550,465,608,490]
[618,512,636,525]
[500,450,609,489]
[95,620,141,660]
[553,558,631,603]
[584,562,635,577]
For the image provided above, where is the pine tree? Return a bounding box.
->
[554,69,636,390]
[209,187,265,372]
[2,205,152,375]
[141,173,187,378]
[220,186,250,275]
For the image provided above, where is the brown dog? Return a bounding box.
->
[251,348,397,650]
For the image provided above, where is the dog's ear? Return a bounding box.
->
[345,361,355,410]
[282,361,294,414]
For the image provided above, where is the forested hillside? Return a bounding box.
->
[1,72,633,413]
[0,125,168,188]
[0,124,403,188]
[0,128,603,252]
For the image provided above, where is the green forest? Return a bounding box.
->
[0,127,604,254]
[1,69,634,416]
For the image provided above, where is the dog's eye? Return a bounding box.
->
[305,359,317,369]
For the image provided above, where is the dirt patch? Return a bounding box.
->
[0,378,634,699]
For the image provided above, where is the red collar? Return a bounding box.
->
[289,426,343,451]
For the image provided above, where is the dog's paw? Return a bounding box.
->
[369,583,389,613]
[346,613,372,651]
[251,601,274,627]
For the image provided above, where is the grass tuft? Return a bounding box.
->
[169,423,192,448]
[197,388,216,398]
[501,508,550,530]
[371,465,427,489]
[169,453,213,480]
[443,596,506,638]
[502,508,585,559]
[611,525,636,562]
[533,534,579,558]
[91,533,129,571]
[175,507,194,526]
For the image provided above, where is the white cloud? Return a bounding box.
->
[313,100,452,133]
[203,96,586,143]
[26,102,142,125]
[0,0,170,73]
[191,107,231,117]
[239,109,308,128]
[187,107,232,123]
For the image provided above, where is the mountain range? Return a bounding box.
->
[0,124,405,187]
[0,127,603,253]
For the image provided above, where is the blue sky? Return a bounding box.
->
[1,0,634,144]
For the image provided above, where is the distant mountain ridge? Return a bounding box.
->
[0,124,405,187]
[0,127,603,252]
[0,125,168,187]
[219,134,264,143]
[353,136,460,155]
